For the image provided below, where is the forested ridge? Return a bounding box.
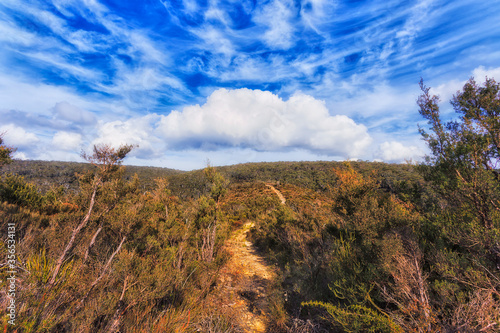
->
[1,78,499,332]
[0,159,422,200]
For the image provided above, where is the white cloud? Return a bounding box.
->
[128,32,170,66]
[429,66,500,115]
[204,3,230,25]
[34,9,67,36]
[219,54,293,83]
[52,131,83,151]
[92,114,162,158]
[430,79,464,105]
[376,141,424,163]
[472,66,500,82]
[0,75,80,116]
[182,0,199,13]
[0,20,36,46]
[157,88,372,157]
[300,0,332,32]
[193,27,235,58]
[395,0,436,51]
[12,152,28,160]
[53,101,97,125]
[254,0,295,50]
[21,50,101,81]
[104,64,185,95]
[0,124,40,148]
[37,150,82,162]
[0,73,136,122]
[51,0,77,18]
[0,0,184,114]
[327,82,419,123]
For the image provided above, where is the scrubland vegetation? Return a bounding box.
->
[1,78,500,332]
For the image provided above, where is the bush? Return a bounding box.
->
[0,173,44,208]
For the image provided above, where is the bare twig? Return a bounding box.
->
[48,184,99,287]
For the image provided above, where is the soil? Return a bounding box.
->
[206,186,287,332]
[209,222,277,332]
[265,184,286,205]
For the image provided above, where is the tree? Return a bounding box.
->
[199,164,229,262]
[48,144,134,286]
[418,77,500,231]
[32,144,134,331]
[417,77,500,332]
[0,134,15,168]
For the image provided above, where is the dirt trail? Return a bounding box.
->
[265,184,286,205]
[209,222,276,332]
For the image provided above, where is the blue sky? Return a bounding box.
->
[1,0,500,170]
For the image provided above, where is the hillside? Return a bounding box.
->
[0,160,184,193]
[1,155,499,332]
[1,159,423,199]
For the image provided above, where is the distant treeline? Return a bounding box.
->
[1,159,424,200]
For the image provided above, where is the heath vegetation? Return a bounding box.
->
[1,78,499,332]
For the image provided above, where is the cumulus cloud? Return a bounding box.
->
[92,114,161,158]
[157,88,372,157]
[12,151,28,160]
[376,141,424,163]
[472,66,500,82]
[0,123,39,149]
[52,131,82,151]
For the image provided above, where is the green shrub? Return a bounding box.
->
[0,173,43,208]
[303,301,402,333]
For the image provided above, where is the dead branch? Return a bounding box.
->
[48,184,98,287]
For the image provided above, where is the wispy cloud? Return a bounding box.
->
[254,0,296,50]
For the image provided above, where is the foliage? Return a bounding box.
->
[204,163,229,203]
[418,77,500,231]
[303,301,401,333]
[1,159,425,199]
[3,85,500,333]
[0,173,61,211]
[0,173,44,208]
[0,159,182,193]
[0,146,242,332]
[0,134,15,168]
[413,77,500,332]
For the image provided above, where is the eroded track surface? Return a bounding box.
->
[266,184,286,204]
[209,222,276,332]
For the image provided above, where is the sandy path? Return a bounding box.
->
[265,184,286,205]
[209,222,276,332]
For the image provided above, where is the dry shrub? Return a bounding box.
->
[450,289,500,332]
[379,233,437,332]
[191,311,241,333]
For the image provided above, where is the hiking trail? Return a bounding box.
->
[209,222,277,332]
[265,184,286,204]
